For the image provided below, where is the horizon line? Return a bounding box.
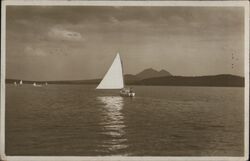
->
[5,73,244,82]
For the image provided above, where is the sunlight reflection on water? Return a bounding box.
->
[97,96,128,153]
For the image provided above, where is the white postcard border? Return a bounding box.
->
[1,1,249,161]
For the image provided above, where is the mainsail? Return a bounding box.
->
[96,53,124,89]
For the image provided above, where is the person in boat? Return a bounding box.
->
[130,87,134,93]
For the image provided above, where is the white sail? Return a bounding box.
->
[96,53,124,89]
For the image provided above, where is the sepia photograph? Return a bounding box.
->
[1,1,249,161]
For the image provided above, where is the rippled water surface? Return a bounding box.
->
[6,85,244,156]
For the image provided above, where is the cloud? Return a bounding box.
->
[24,46,48,56]
[48,27,84,41]
[24,44,73,57]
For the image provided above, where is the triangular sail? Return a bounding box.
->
[96,53,124,89]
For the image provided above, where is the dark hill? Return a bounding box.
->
[135,68,172,80]
[5,79,101,85]
[136,74,244,87]
[6,74,244,87]
[6,68,244,87]
[124,74,139,84]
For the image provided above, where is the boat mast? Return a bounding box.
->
[119,53,125,88]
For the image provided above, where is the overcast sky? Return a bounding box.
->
[6,6,244,81]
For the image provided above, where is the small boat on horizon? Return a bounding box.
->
[33,82,48,87]
[96,53,135,97]
[33,82,42,87]
[13,80,23,86]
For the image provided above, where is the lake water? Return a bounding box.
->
[6,85,244,156]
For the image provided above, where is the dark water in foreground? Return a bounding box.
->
[6,85,244,156]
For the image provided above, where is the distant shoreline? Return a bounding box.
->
[6,74,244,87]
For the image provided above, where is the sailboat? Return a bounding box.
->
[19,80,23,85]
[96,53,135,97]
[32,81,47,87]
[33,82,42,87]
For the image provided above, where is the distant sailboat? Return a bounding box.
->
[96,53,135,97]
[19,80,23,85]
[33,82,42,87]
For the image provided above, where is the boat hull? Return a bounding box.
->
[120,92,135,97]
[120,88,135,97]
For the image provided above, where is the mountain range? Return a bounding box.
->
[124,68,172,84]
[6,68,244,87]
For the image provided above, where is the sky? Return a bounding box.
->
[6,6,245,81]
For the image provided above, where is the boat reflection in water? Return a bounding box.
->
[97,96,128,154]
